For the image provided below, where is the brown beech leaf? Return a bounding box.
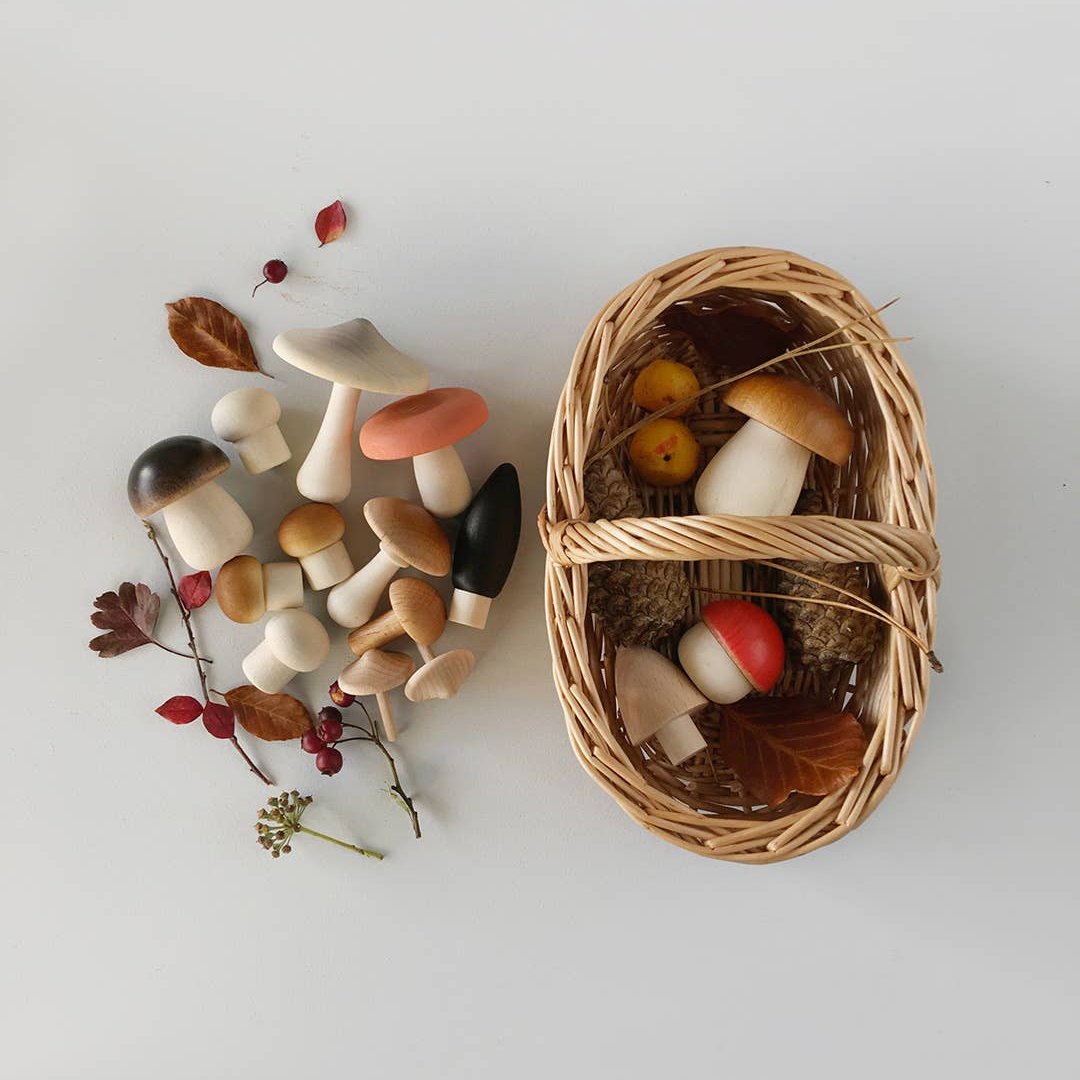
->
[165,297,265,375]
[89,582,161,657]
[225,685,314,742]
[712,695,868,808]
[314,199,347,246]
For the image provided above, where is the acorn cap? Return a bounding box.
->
[363,497,451,576]
[338,649,416,696]
[264,610,330,672]
[127,436,230,517]
[359,387,488,460]
[210,388,281,442]
[404,649,476,702]
[272,318,430,393]
[615,646,707,746]
[701,599,785,692]
[278,503,347,558]
[722,374,854,465]
[388,578,446,645]
[216,554,265,623]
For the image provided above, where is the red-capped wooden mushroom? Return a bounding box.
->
[677,599,785,702]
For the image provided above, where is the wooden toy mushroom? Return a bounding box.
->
[241,610,330,694]
[272,318,429,503]
[615,646,708,765]
[326,497,450,629]
[448,463,521,629]
[405,649,476,703]
[359,387,488,518]
[338,649,416,742]
[128,436,253,571]
[677,599,785,703]
[347,578,445,656]
[210,387,291,474]
[277,503,354,590]
[216,554,304,623]
[694,373,854,517]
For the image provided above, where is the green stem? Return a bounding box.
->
[297,824,383,860]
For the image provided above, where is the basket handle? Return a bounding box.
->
[539,510,940,581]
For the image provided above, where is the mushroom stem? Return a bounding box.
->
[160,480,253,571]
[412,445,472,519]
[677,622,755,703]
[417,643,437,664]
[326,545,406,629]
[297,383,362,504]
[448,590,492,630]
[374,690,398,742]
[262,562,304,611]
[241,639,295,695]
[654,713,707,765]
[694,419,811,518]
[235,423,291,475]
[299,540,354,591]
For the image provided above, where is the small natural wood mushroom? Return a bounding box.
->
[272,319,429,503]
[404,649,476,703]
[677,599,785,703]
[694,374,854,517]
[127,436,253,571]
[448,463,521,629]
[615,646,708,765]
[278,503,354,590]
[241,610,330,694]
[326,498,450,628]
[210,387,291,474]
[347,578,446,656]
[217,554,304,623]
[338,649,416,742]
[359,387,488,518]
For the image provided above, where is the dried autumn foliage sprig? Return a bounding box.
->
[256,791,382,861]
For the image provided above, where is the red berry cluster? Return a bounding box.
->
[300,681,356,776]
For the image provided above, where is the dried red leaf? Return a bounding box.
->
[156,696,204,724]
[712,695,868,808]
[178,570,212,610]
[314,199,347,246]
[89,583,161,657]
[165,297,265,375]
[202,702,235,739]
[225,685,314,742]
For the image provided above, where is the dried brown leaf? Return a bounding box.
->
[712,695,868,808]
[225,685,314,742]
[89,582,161,657]
[165,297,265,375]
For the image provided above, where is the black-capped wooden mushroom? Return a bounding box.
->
[272,318,429,503]
[338,649,416,742]
[127,436,253,571]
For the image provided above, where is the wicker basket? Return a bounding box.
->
[540,248,940,862]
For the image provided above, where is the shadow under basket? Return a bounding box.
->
[539,248,940,863]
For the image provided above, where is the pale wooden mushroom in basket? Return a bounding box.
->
[128,436,253,571]
[216,554,304,623]
[338,649,416,742]
[241,610,330,694]
[210,387,291,474]
[325,498,450,629]
[278,503,354,590]
[694,373,854,517]
[272,318,429,503]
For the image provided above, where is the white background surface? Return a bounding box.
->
[3,2,1078,1077]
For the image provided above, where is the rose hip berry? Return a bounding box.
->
[300,730,326,755]
[316,746,343,776]
[328,681,355,708]
[252,259,288,296]
[318,716,343,743]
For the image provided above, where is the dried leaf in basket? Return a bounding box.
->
[225,685,314,742]
[584,456,689,647]
[165,297,264,375]
[711,696,868,808]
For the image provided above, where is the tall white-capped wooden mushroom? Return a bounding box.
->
[241,610,330,694]
[359,388,488,518]
[694,374,854,517]
[272,319,429,503]
[216,554,304,623]
[128,436,253,571]
[338,649,416,742]
[210,388,291,474]
[615,646,707,765]
[277,503,354,590]
[326,497,450,629]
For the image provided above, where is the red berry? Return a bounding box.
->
[252,258,288,296]
[328,681,355,708]
[316,746,343,776]
[301,730,325,755]
[318,716,343,743]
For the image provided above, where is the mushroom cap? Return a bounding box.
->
[278,503,347,558]
[127,436,229,517]
[615,646,707,746]
[701,599,785,692]
[452,463,521,600]
[338,649,416,696]
[211,387,281,442]
[359,387,488,460]
[216,554,265,623]
[722,374,854,465]
[264,610,330,672]
[404,649,476,702]
[388,578,446,645]
[272,318,429,393]
[363,497,451,575]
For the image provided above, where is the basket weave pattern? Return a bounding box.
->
[540,248,939,862]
